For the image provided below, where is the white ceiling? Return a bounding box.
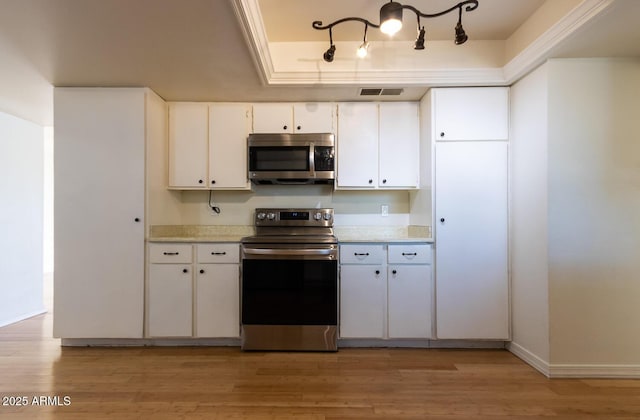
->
[0,0,639,126]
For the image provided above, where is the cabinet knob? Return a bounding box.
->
[382,179,387,184]
[134,218,140,222]
[297,125,301,130]
[392,269,397,275]
[198,179,203,184]
[211,180,216,184]
[182,268,188,273]
[199,269,205,274]
[440,132,445,137]
[368,179,373,184]
[283,125,288,130]
[440,218,445,223]
[375,270,380,275]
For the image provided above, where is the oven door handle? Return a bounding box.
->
[242,247,336,259]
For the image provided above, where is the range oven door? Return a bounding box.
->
[241,244,338,351]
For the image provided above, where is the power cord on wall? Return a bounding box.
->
[208,190,221,214]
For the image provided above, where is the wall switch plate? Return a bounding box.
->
[381,204,389,217]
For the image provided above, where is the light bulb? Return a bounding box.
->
[380,18,402,36]
[356,41,369,58]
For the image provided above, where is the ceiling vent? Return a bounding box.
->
[359,88,404,96]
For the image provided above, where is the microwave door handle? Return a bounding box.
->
[309,142,315,178]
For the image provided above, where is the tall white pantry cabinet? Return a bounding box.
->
[429,87,510,340]
[54,88,165,338]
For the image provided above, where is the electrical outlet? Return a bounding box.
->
[381,204,389,217]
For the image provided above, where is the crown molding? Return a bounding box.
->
[235,0,616,87]
[503,0,617,84]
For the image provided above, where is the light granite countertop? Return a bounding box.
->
[148,225,433,243]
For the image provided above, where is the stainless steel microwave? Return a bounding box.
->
[248,133,335,185]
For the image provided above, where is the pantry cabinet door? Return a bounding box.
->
[435,141,509,339]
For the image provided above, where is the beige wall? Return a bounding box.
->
[510,58,640,374]
[509,63,550,364]
[547,58,640,365]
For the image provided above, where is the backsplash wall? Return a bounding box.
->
[152,185,411,226]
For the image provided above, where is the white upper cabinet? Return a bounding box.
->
[433,87,509,141]
[252,103,335,133]
[379,102,419,188]
[337,102,419,189]
[209,104,251,189]
[168,102,251,190]
[168,102,209,188]
[336,102,379,188]
[292,103,335,133]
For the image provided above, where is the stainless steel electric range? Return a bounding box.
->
[240,208,338,351]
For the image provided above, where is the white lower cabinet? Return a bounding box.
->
[195,243,240,338]
[148,264,193,337]
[339,243,433,340]
[340,264,386,338]
[147,242,240,339]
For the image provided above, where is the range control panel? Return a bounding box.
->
[254,208,334,227]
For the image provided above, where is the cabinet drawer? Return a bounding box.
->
[196,243,239,263]
[340,244,385,264]
[148,243,193,263]
[388,244,432,264]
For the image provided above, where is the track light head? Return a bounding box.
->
[414,26,426,50]
[380,1,403,36]
[454,22,468,45]
[323,44,336,62]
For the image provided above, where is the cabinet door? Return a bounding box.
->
[53,88,145,339]
[293,103,335,133]
[195,264,240,337]
[379,102,419,188]
[168,102,209,188]
[209,104,251,189]
[148,264,193,337]
[339,265,386,338]
[336,103,379,188]
[433,87,509,141]
[388,265,432,338]
[252,103,292,133]
[435,141,509,339]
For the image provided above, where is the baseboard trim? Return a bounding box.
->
[507,342,640,378]
[61,338,241,347]
[507,341,551,377]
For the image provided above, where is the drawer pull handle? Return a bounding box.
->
[211,252,227,255]
[354,252,370,256]
[163,252,179,256]
[402,252,417,256]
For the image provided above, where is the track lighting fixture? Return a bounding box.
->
[312,0,478,61]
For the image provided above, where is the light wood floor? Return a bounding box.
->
[2,309,640,418]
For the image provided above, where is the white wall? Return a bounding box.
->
[0,110,46,327]
[509,63,550,365]
[547,58,640,366]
